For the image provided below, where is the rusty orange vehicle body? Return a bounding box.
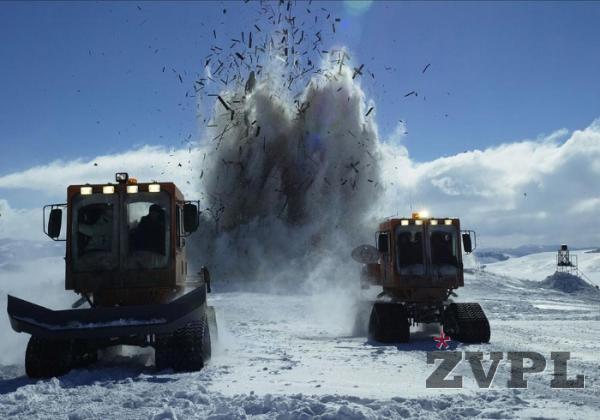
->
[63,180,189,306]
[354,213,490,344]
[7,173,215,378]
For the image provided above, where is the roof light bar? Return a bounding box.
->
[444,219,453,225]
[148,184,161,193]
[127,185,138,194]
[430,219,438,225]
[102,185,115,194]
[80,186,92,195]
[401,219,409,226]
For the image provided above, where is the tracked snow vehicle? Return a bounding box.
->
[352,212,490,344]
[7,173,215,378]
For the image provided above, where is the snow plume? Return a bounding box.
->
[195,56,381,297]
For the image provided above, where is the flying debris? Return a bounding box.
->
[422,63,431,73]
[352,64,364,79]
[190,0,381,272]
[404,91,416,97]
[217,95,231,111]
[245,71,256,94]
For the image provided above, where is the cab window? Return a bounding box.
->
[125,192,170,269]
[72,194,117,271]
[395,226,425,274]
[430,227,458,267]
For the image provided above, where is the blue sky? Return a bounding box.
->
[1,0,599,172]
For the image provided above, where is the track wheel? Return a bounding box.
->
[154,334,175,371]
[25,336,74,378]
[71,340,98,368]
[368,302,410,343]
[155,315,210,372]
[443,303,490,343]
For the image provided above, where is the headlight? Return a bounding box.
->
[148,184,161,193]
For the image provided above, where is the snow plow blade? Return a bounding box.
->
[7,287,207,340]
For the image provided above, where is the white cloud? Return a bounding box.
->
[0,145,204,199]
[0,200,42,241]
[1,122,599,247]
[571,197,600,214]
[0,145,209,240]
[378,120,600,247]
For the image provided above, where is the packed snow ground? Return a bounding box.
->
[0,248,599,419]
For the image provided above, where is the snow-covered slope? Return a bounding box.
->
[483,249,600,287]
[0,248,599,419]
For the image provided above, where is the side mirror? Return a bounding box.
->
[183,203,199,233]
[377,233,389,253]
[48,208,62,239]
[462,233,472,254]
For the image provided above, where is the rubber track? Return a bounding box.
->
[155,315,209,372]
[368,302,410,343]
[25,337,74,378]
[444,303,490,343]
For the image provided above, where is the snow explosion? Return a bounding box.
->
[194,56,383,295]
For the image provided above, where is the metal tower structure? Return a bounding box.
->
[556,244,578,274]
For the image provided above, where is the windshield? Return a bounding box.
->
[72,194,117,271]
[395,225,425,275]
[430,225,459,275]
[125,192,170,269]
